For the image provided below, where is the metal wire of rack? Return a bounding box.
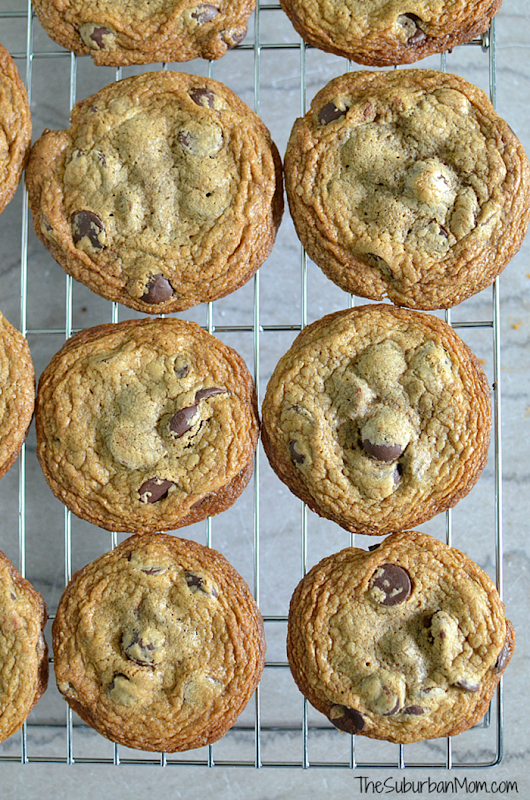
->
[0,0,506,770]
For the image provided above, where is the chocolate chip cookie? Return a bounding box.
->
[284,69,530,310]
[35,317,259,533]
[32,0,254,65]
[0,311,35,481]
[280,0,501,66]
[287,531,514,744]
[0,549,48,743]
[25,70,283,314]
[0,42,31,216]
[261,304,491,535]
[53,532,265,751]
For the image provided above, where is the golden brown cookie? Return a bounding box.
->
[261,304,491,535]
[53,532,265,752]
[0,549,48,743]
[0,311,35,481]
[287,531,514,744]
[284,69,530,310]
[280,0,501,66]
[32,0,255,65]
[26,70,283,314]
[0,42,31,216]
[35,317,259,533]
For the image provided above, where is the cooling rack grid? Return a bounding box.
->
[0,0,506,770]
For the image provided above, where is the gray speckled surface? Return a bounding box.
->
[1,1,529,797]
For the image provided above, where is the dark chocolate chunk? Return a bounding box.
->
[329,705,365,734]
[141,274,174,305]
[289,440,305,465]
[71,210,106,249]
[191,4,220,23]
[368,543,382,551]
[318,101,349,125]
[223,28,246,48]
[190,87,215,108]
[370,564,412,606]
[362,439,405,462]
[169,405,200,438]
[493,637,511,675]
[401,14,427,45]
[455,680,480,693]
[195,387,225,402]
[90,26,113,48]
[138,477,175,504]
[123,631,157,667]
[402,705,425,715]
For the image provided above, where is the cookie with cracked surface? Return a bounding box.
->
[31,0,254,65]
[287,530,514,744]
[25,70,283,314]
[261,304,491,535]
[0,311,35,481]
[52,532,265,751]
[0,549,48,743]
[35,317,259,533]
[284,69,530,310]
[0,42,31,216]
[280,0,501,66]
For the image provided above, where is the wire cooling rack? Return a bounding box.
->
[0,0,506,769]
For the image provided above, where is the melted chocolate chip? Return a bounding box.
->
[195,387,225,402]
[224,28,246,47]
[108,673,129,692]
[190,87,215,108]
[383,699,401,716]
[141,274,174,305]
[494,637,511,675]
[402,706,425,715]
[329,705,365,734]
[318,101,349,125]
[141,567,166,575]
[289,440,305,465]
[175,363,189,379]
[455,680,480,693]
[71,210,106,249]
[123,631,156,667]
[169,405,199,438]
[362,439,405,462]
[90,26,112,48]
[138,477,175,504]
[370,564,412,606]
[191,4,220,23]
[402,14,427,45]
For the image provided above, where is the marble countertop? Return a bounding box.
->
[0,1,529,797]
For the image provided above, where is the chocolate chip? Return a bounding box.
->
[138,477,175,504]
[195,387,224,402]
[455,680,480,693]
[494,637,511,675]
[370,564,412,606]
[223,28,246,48]
[123,631,156,667]
[178,131,193,149]
[190,88,215,109]
[368,543,381,551]
[383,699,400,716]
[108,673,129,692]
[402,14,427,45]
[186,572,205,590]
[175,363,189,379]
[191,4,219,23]
[329,705,365,734]
[10,591,16,601]
[393,464,402,486]
[71,210,106,250]
[362,439,405,462]
[169,405,199,438]
[318,101,348,125]
[90,26,112,48]
[141,274,174,305]
[402,705,425,715]
[141,567,165,575]
[289,440,305,465]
